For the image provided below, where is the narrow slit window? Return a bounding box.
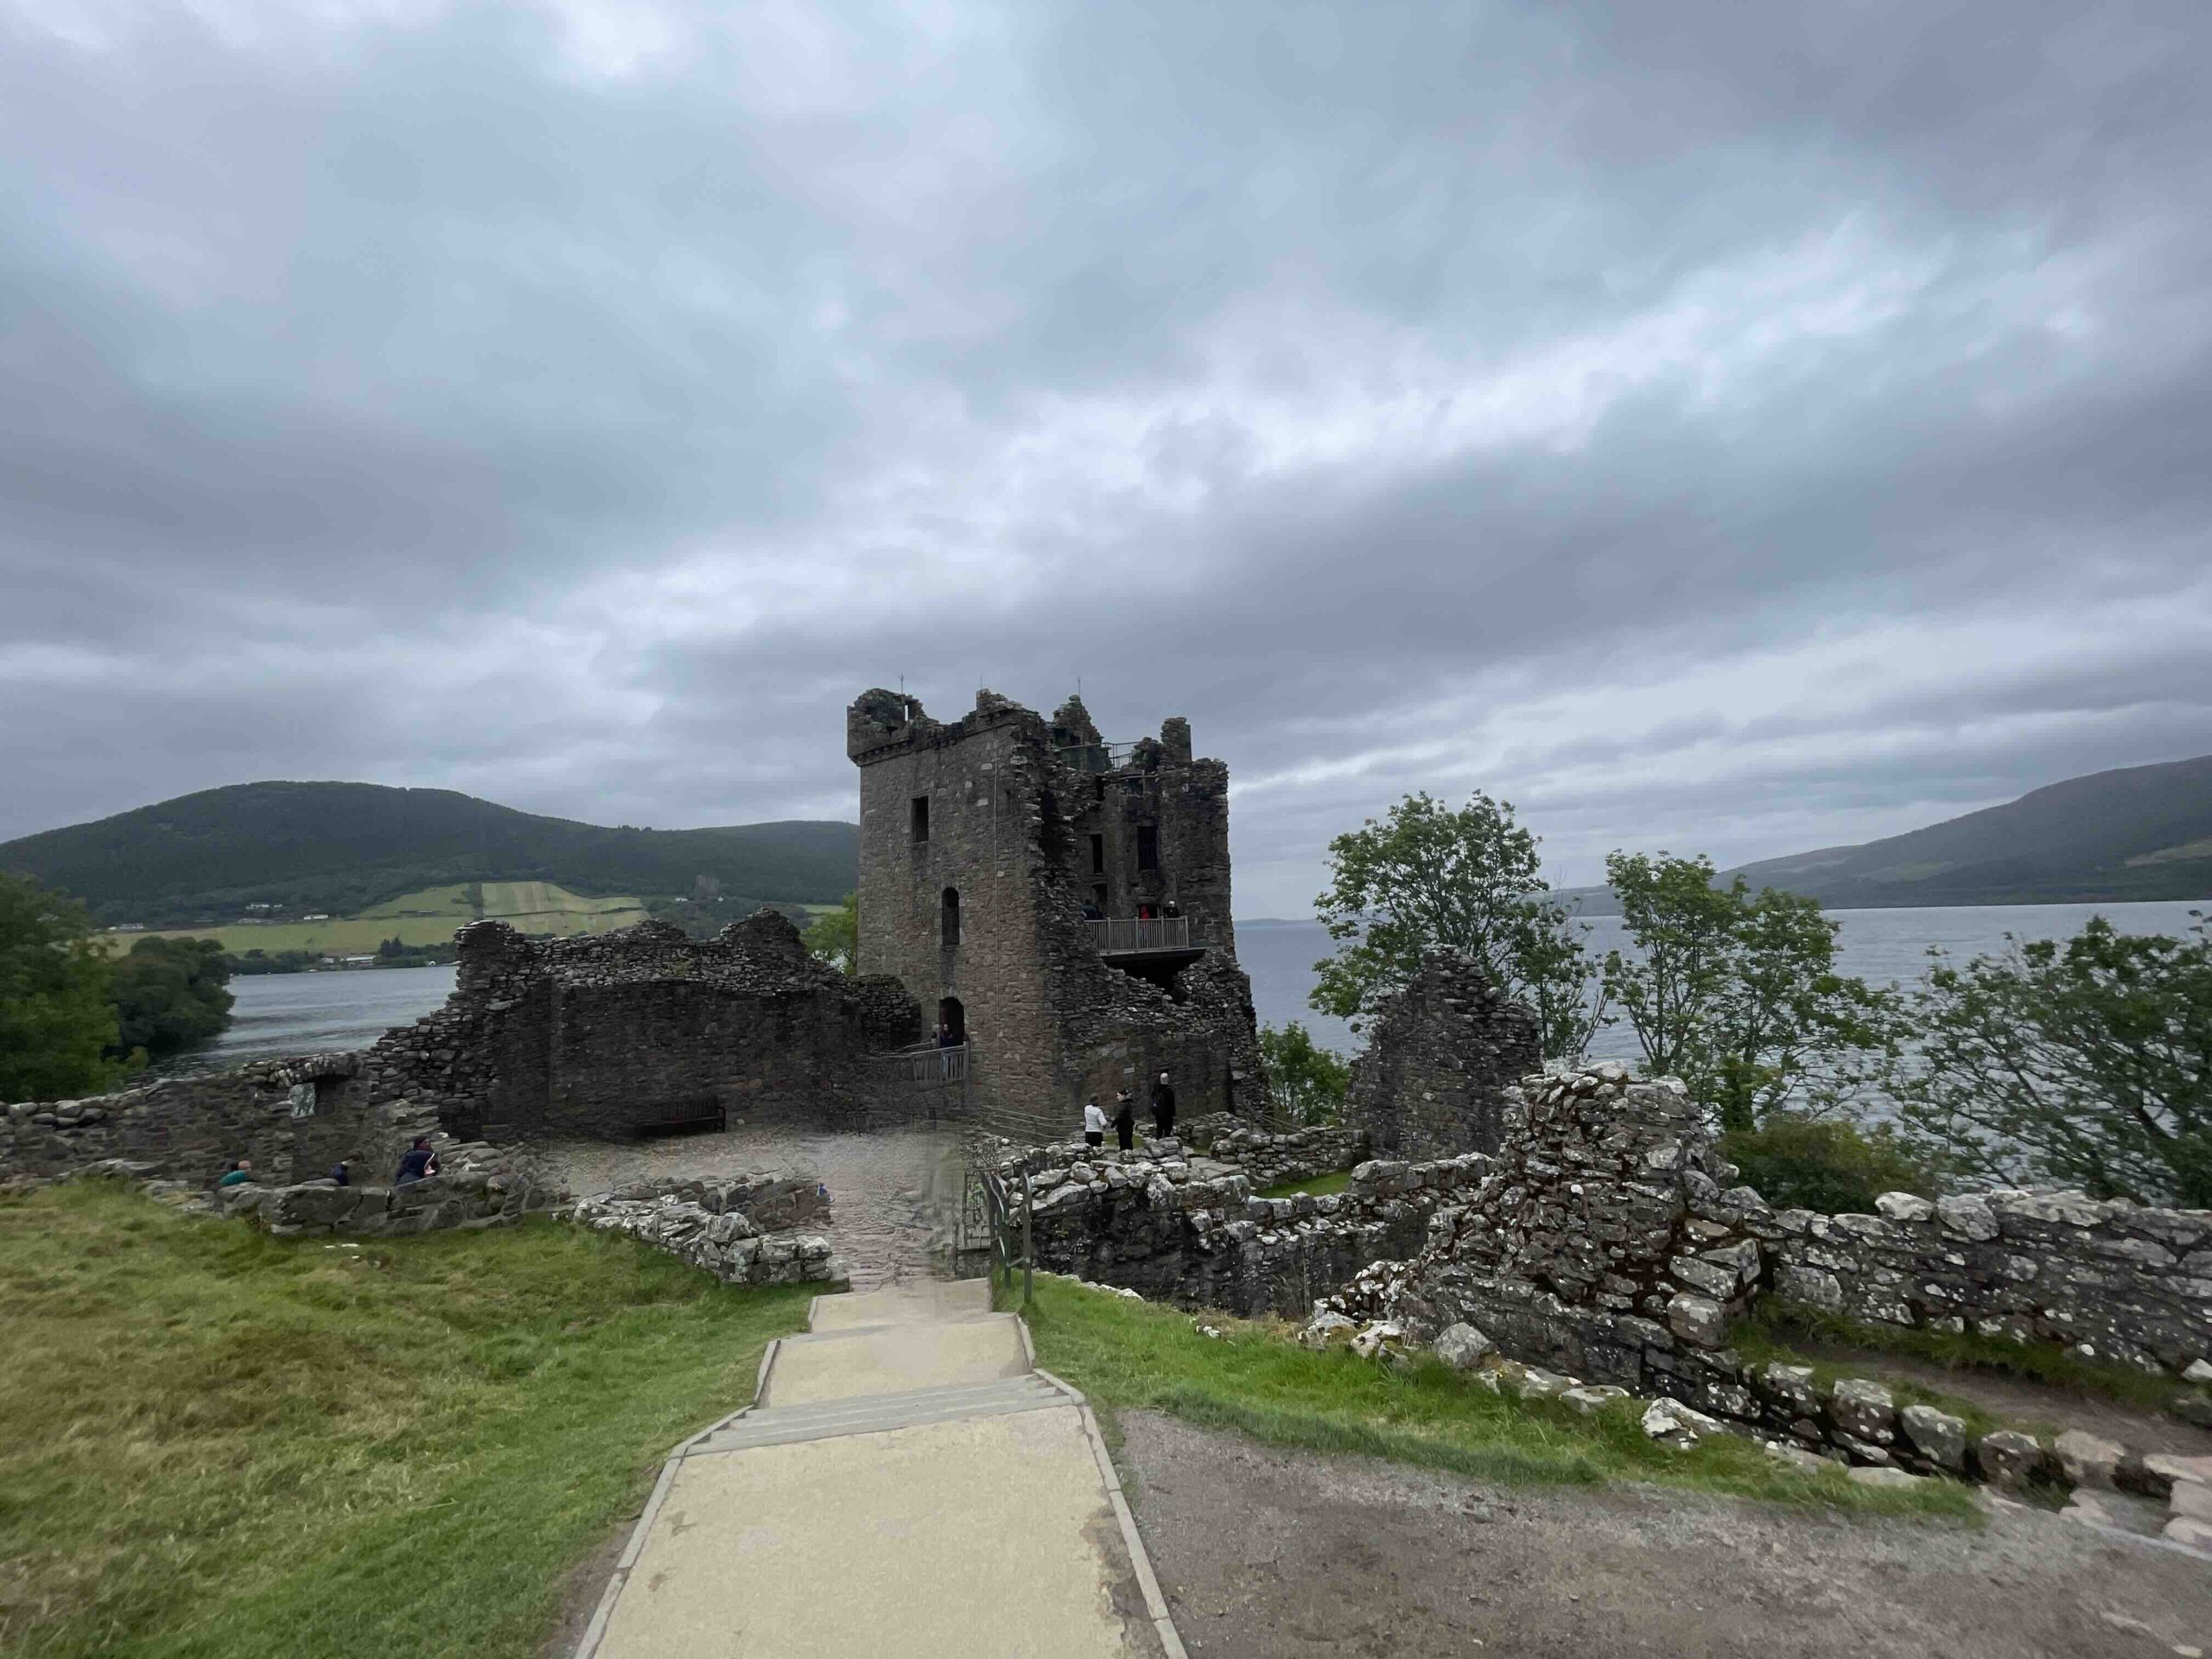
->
[1090,833,1105,874]
[911,794,930,844]
[941,887,961,951]
[1136,825,1158,871]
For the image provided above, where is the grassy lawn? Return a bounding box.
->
[1015,1274,1978,1522]
[1256,1170,1354,1199]
[0,1182,812,1659]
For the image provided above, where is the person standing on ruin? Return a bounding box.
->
[1113,1089,1135,1154]
[395,1136,439,1185]
[1150,1070,1177,1140]
[1082,1097,1107,1149]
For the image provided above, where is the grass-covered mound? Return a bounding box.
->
[0,1182,813,1659]
[1016,1274,1979,1521]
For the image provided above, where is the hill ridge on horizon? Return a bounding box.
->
[0,779,860,926]
[1549,753,2212,912]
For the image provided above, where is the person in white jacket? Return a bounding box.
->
[1082,1097,1107,1148]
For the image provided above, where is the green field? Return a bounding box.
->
[105,882,645,956]
[0,1181,814,1658]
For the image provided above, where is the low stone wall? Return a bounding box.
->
[220,1143,567,1237]
[994,1138,1490,1317]
[1770,1191,2212,1376]
[1202,1123,1368,1191]
[568,1186,844,1288]
[1,1052,429,1192]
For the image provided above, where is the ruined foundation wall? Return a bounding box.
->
[1342,953,1543,1160]
[1327,1062,2212,1474]
[993,1138,1489,1317]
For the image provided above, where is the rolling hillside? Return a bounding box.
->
[0,783,859,926]
[1560,754,2212,912]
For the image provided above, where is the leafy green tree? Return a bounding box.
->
[1258,1021,1353,1124]
[0,873,122,1101]
[1889,915,2212,1207]
[804,892,860,976]
[109,936,234,1061]
[1602,852,1897,1132]
[1311,791,1605,1058]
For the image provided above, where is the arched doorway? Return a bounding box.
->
[941,886,961,951]
[938,996,965,1046]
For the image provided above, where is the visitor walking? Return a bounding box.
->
[395,1136,439,1185]
[1082,1098,1107,1149]
[1150,1070,1177,1140]
[1113,1089,1135,1154]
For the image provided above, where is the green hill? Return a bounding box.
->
[1559,754,2212,912]
[0,783,859,926]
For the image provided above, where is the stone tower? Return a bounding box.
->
[847,687,1265,1133]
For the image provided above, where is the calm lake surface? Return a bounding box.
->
[194,899,2205,1070]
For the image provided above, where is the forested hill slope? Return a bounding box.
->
[0,783,859,925]
[1558,753,2212,912]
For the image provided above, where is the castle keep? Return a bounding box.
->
[848,687,1266,1132]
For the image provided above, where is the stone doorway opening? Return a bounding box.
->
[938,996,966,1046]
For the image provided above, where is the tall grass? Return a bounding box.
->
[0,1182,812,1659]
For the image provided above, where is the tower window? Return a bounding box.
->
[911,795,930,844]
[1136,825,1159,871]
[1090,833,1105,874]
[941,887,961,951]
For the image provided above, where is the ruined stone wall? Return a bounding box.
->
[219,1141,566,1236]
[1,1052,428,1189]
[379,911,921,1141]
[992,1138,1490,1317]
[849,687,1265,1131]
[1342,953,1543,1159]
[3,909,924,1186]
[569,1177,845,1288]
[1770,1190,2212,1376]
[1323,1061,2212,1477]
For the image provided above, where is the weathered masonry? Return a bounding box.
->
[849,687,1266,1132]
[1343,952,1542,1160]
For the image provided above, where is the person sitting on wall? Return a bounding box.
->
[1150,1070,1177,1140]
[395,1136,440,1185]
[1113,1089,1136,1155]
[217,1159,255,1189]
[1082,1097,1107,1150]
[327,1160,351,1187]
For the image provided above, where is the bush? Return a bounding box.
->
[1721,1116,1940,1215]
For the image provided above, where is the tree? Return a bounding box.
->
[109,935,234,1061]
[1311,791,1605,1058]
[1602,852,1897,1132]
[1258,1021,1352,1124]
[377,936,406,959]
[0,873,122,1101]
[1889,916,2212,1207]
[804,892,860,976]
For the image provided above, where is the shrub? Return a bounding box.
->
[1721,1116,1941,1214]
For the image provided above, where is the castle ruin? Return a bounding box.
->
[848,687,1266,1133]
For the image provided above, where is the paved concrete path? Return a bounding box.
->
[577,1278,1184,1659]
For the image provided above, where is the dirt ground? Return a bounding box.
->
[1114,1410,2212,1659]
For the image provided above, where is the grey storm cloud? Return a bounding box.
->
[2,0,2208,913]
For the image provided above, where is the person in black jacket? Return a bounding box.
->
[395,1137,439,1185]
[1113,1089,1135,1154]
[1149,1071,1177,1140]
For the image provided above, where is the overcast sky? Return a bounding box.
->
[3,2,2209,915]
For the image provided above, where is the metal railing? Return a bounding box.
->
[896,1043,969,1084]
[1089,915,1192,953]
[976,1165,1033,1308]
[1054,741,1137,774]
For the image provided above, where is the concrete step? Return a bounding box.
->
[809,1277,993,1331]
[695,1376,1067,1453]
[762,1310,1029,1407]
